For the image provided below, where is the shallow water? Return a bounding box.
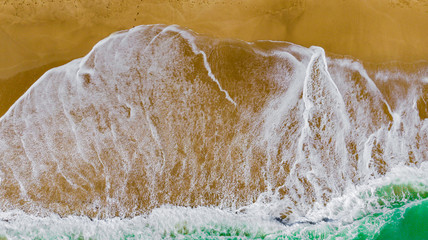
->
[0,22,427,239]
[0,164,426,239]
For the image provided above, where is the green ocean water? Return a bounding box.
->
[0,180,426,240]
[160,189,428,240]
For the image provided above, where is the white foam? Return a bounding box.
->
[306,162,428,222]
[164,25,237,107]
[0,24,426,223]
[1,161,425,239]
[0,207,287,240]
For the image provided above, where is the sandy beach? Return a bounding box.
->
[1,0,428,116]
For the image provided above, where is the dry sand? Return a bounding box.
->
[1,0,428,116]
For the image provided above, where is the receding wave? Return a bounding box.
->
[0,24,426,238]
[0,164,426,239]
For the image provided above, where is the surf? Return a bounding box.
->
[0,24,426,239]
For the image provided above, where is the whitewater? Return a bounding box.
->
[0,25,426,239]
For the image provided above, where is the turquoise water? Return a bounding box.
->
[0,201,426,239]
[159,198,427,240]
[1,171,426,240]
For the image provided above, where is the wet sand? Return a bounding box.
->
[1,0,428,116]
